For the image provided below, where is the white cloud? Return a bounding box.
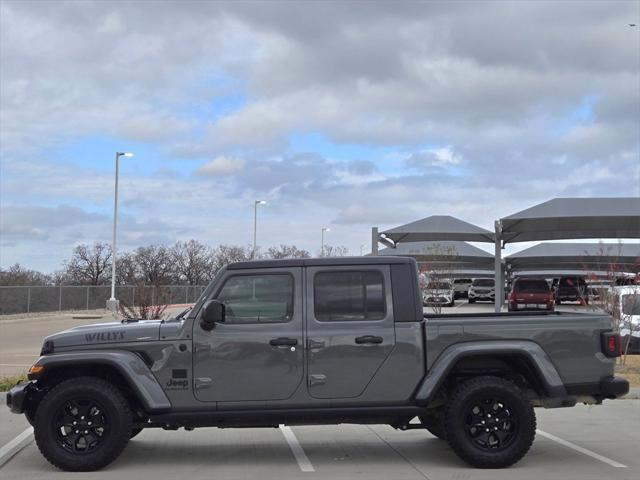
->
[1,1,638,271]
[197,156,246,176]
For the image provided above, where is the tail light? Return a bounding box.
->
[601,332,621,358]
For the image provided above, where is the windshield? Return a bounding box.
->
[621,294,640,316]
[514,279,549,293]
[473,279,494,287]
[427,282,451,290]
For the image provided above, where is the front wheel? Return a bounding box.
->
[34,377,132,471]
[444,376,536,468]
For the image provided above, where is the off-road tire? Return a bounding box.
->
[444,376,536,468]
[419,412,446,440]
[34,377,132,471]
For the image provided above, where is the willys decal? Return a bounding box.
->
[85,331,126,343]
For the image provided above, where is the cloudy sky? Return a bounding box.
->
[1,0,639,272]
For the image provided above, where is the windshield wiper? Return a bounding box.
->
[174,306,192,321]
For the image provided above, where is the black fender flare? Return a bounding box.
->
[414,340,567,404]
[31,350,171,413]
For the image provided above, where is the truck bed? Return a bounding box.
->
[423,310,614,388]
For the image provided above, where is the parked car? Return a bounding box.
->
[615,286,640,354]
[468,278,495,303]
[7,257,629,471]
[453,278,472,299]
[423,280,455,307]
[554,276,588,305]
[508,278,554,311]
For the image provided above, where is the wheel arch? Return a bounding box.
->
[415,341,567,405]
[29,351,171,414]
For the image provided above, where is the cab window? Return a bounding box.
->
[216,274,293,324]
[314,270,385,321]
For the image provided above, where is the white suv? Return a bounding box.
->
[468,278,495,303]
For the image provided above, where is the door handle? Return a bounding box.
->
[269,337,298,347]
[355,335,383,345]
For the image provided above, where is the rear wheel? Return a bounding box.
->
[34,377,132,471]
[444,376,536,468]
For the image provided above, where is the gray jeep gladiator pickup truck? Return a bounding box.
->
[6,257,629,471]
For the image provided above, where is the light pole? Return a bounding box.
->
[321,227,331,257]
[107,151,134,312]
[253,200,267,259]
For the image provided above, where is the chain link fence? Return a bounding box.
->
[0,285,207,315]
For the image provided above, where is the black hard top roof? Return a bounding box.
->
[227,256,416,270]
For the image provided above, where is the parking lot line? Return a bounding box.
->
[279,425,315,472]
[536,429,627,468]
[0,427,33,468]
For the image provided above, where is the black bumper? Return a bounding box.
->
[6,381,34,414]
[565,376,630,399]
[600,376,629,398]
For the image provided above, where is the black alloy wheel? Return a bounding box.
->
[53,398,109,454]
[34,377,132,471]
[463,397,518,451]
[445,376,536,468]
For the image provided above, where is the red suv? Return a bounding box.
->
[508,278,554,311]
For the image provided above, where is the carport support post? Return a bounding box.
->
[494,220,503,313]
[371,227,379,256]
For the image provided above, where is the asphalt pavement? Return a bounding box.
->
[0,401,638,479]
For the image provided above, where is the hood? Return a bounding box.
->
[44,319,162,350]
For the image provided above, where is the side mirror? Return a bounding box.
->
[200,300,225,331]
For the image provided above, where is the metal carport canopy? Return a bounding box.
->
[377,240,494,270]
[506,242,640,272]
[493,197,640,311]
[379,215,495,245]
[499,197,640,243]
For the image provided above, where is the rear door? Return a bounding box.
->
[305,265,396,400]
[192,267,304,402]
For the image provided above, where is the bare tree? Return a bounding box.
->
[172,240,215,285]
[118,282,170,320]
[212,245,252,271]
[582,242,640,362]
[134,245,174,284]
[319,245,349,257]
[116,252,139,285]
[0,264,50,286]
[63,242,112,285]
[265,244,310,259]
[420,243,459,314]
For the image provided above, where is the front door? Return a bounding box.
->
[305,265,396,400]
[193,267,304,402]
